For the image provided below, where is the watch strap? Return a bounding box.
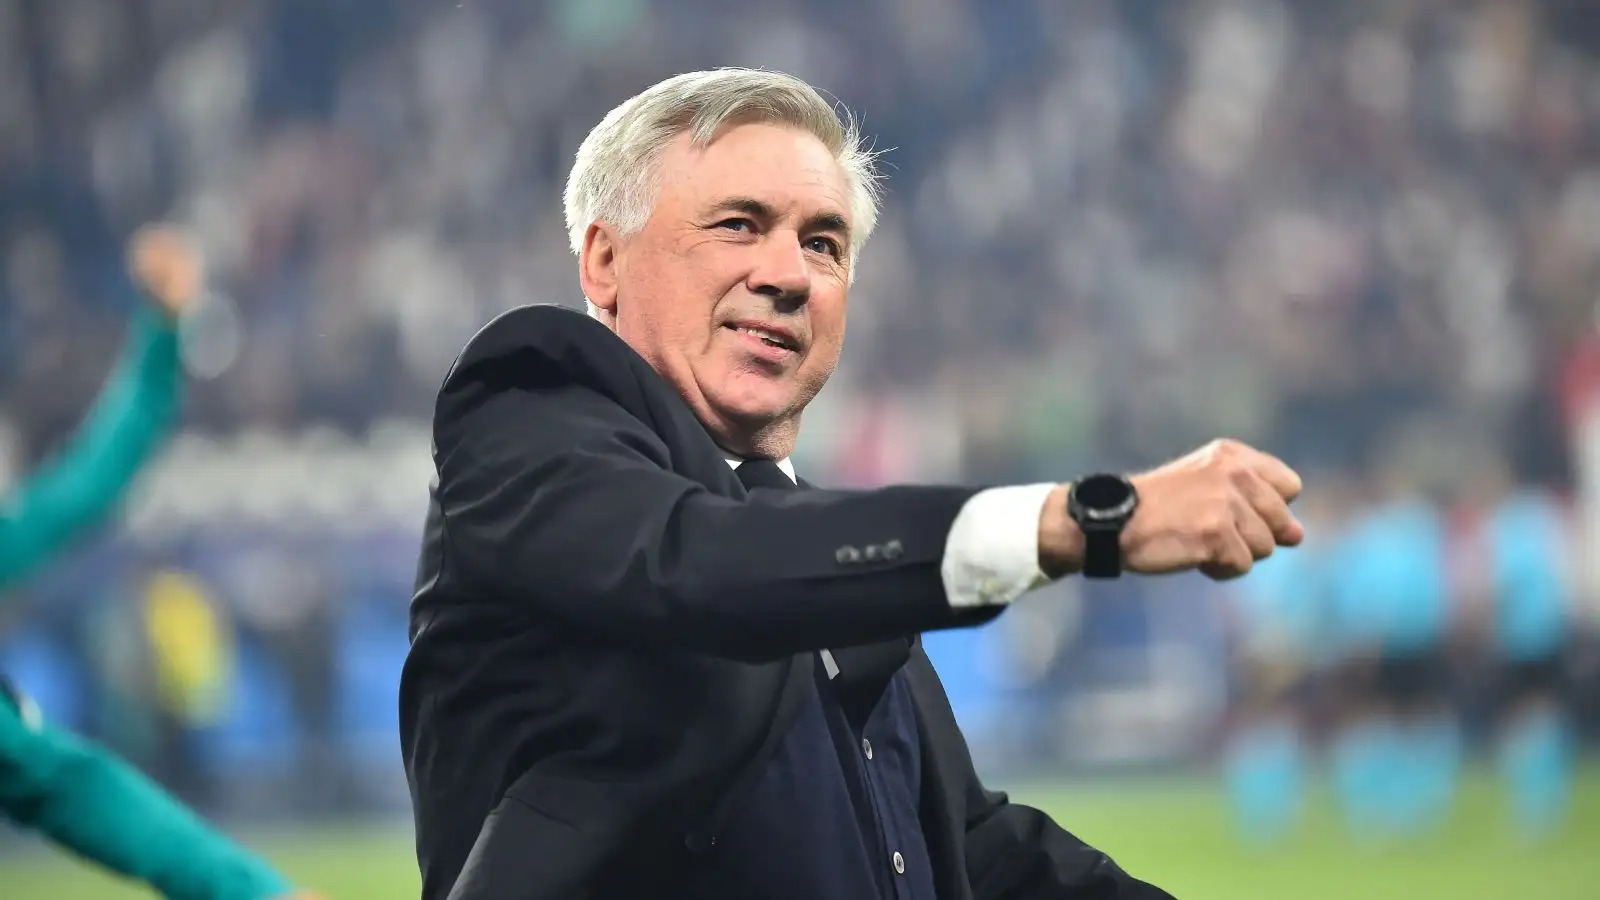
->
[1082,527,1122,579]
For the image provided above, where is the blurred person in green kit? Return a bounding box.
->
[0,225,322,900]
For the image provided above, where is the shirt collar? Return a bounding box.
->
[725,456,797,484]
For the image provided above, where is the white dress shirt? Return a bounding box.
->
[724,458,1055,610]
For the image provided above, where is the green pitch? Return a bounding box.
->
[4,768,1597,899]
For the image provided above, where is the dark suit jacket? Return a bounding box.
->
[400,304,1175,900]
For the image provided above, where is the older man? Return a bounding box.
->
[402,68,1302,900]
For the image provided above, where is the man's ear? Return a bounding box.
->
[578,222,620,322]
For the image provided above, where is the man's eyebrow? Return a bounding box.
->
[804,211,851,244]
[707,196,774,220]
[707,196,853,246]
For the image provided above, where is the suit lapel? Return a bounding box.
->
[686,646,812,852]
[827,637,915,726]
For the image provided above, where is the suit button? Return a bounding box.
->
[892,851,905,875]
[883,540,903,560]
[862,738,873,760]
[835,545,861,564]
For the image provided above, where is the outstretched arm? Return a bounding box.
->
[0,225,200,588]
[434,359,1000,662]
[0,678,300,900]
[0,305,182,585]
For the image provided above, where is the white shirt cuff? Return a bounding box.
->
[940,483,1058,608]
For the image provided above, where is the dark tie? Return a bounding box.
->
[735,458,796,491]
[735,457,910,724]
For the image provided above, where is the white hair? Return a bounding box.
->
[563,68,884,319]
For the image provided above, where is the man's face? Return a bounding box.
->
[583,122,853,457]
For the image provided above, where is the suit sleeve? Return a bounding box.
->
[962,785,1176,900]
[0,306,182,588]
[432,351,1001,662]
[0,679,293,900]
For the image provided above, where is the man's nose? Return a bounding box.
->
[748,231,811,311]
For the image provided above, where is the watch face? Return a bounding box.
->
[1075,475,1136,521]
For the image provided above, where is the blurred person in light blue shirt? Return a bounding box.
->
[1331,495,1450,660]
[1220,483,1341,844]
[1221,546,1319,843]
[1325,470,1457,840]
[1470,473,1577,838]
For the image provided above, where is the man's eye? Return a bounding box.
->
[715,218,754,232]
[805,236,842,258]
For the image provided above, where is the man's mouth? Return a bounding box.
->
[724,322,802,353]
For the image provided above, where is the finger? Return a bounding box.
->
[1233,469,1305,546]
[1247,449,1303,502]
[1204,524,1255,581]
[1232,497,1277,561]
[1201,560,1249,582]
[1277,514,1305,547]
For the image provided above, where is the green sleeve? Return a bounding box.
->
[0,682,293,900]
[0,305,184,587]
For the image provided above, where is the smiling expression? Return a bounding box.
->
[580,122,854,459]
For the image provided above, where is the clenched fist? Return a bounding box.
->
[1040,439,1304,580]
[126,223,203,319]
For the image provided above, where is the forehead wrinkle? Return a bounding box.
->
[654,126,855,246]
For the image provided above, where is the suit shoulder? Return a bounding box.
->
[453,304,616,370]
[442,304,638,392]
[435,305,676,437]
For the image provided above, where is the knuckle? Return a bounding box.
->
[1226,460,1259,485]
[1216,483,1243,510]
[1198,510,1231,537]
[1205,452,1251,482]
[1227,502,1253,530]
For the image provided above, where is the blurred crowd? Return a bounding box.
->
[5,0,1600,825]
[2,0,1599,485]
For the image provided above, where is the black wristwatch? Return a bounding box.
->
[1067,474,1139,579]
